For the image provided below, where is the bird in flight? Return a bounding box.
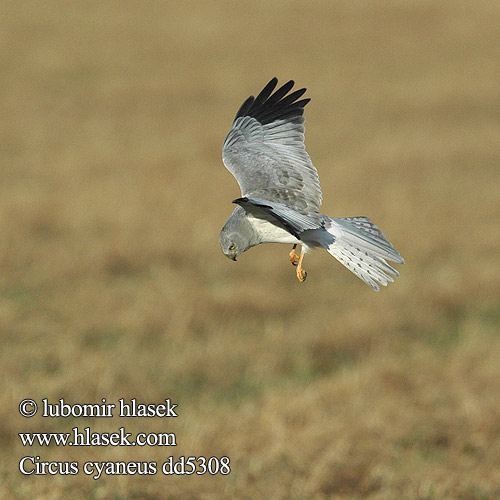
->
[219,78,404,291]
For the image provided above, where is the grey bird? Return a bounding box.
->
[219,77,404,291]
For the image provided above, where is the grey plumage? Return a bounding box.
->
[219,78,404,291]
[223,77,322,214]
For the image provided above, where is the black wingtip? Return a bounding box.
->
[233,197,274,210]
[232,197,248,204]
[233,78,309,125]
[267,76,279,88]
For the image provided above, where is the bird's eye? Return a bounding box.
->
[229,244,235,251]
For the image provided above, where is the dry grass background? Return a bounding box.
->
[1,1,500,499]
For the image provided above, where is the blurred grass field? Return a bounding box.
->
[1,1,500,499]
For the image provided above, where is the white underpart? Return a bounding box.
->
[247,214,301,246]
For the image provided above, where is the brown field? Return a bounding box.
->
[1,1,500,499]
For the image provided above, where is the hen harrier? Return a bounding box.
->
[219,78,404,291]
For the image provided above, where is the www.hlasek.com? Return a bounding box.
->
[18,398,230,479]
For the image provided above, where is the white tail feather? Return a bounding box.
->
[325,216,404,291]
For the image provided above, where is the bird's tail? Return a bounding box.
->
[324,216,404,291]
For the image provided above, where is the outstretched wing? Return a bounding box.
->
[222,78,323,214]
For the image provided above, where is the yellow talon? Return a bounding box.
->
[296,268,307,282]
[289,245,300,266]
[294,246,307,282]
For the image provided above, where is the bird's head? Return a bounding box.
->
[219,205,259,261]
[219,228,246,261]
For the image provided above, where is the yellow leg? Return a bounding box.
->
[289,244,300,266]
[295,246,307,282]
